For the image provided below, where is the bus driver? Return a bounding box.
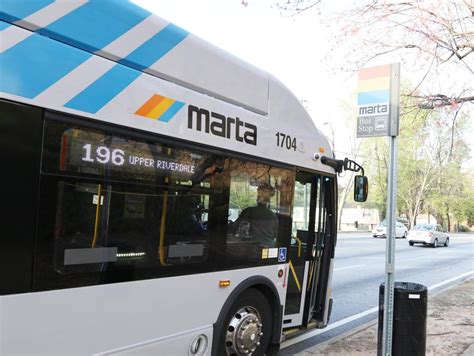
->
[230,183,278,247]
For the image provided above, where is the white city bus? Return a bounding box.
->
[0,2,366,355]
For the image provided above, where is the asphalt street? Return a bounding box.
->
[280,232,474,354]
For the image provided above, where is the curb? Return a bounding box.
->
[301,318,378,353]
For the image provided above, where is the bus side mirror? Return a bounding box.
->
[354,175,368,202]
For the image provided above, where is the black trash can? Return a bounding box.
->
[377,282,428,356]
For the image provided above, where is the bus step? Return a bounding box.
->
[282,320,318,341]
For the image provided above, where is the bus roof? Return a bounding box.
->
[0,1,334,174]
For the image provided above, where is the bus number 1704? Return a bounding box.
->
[275,132,297,151]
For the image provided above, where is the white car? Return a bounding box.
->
[372,221,408,238]
[407,224,449,247]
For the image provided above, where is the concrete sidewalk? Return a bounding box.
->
[296,278,474,355]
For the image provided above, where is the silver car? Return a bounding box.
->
[372,221,408,238]
[407,224,449,247]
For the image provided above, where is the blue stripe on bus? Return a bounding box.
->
[38,0,150,53]
[118,23,189,70]
[159,101,186,122]
[0,0,53,23]
[64,23,188,114]
[0,32,91,98]
[65,64,141,114]
[0,20,11,31]
[357,90,390,105]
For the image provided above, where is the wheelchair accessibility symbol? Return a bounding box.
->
[278,247,287,262]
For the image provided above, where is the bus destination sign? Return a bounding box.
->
[81,143,196,174]
[60,131,197,179]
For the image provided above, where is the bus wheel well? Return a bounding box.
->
[253,284,280,321]
[251,284,282,354]
[212,277,282,356]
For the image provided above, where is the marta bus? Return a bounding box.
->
[0,1,367,355]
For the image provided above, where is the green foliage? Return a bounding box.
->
[360,96,473,230]
[429,170,474,230]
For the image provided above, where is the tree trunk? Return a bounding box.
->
[445,203,451,232]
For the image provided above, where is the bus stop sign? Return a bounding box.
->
[357,64,400,138]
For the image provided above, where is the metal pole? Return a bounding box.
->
[382,134,398,355]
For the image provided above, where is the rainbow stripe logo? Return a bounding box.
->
[135,94,185,122]
[358,65,391,106]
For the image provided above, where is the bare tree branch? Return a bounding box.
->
[275,0,322,15]
[405,94,474,109]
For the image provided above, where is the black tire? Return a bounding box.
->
[218,288,273,356]
[409,241,414,246]
[444,237,449,247]
[403,231,407,239]
[433,239,438,248]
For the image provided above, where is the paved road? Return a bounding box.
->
[280,232,474,354]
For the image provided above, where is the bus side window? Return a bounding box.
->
[33,118,222,291]
[223,159,294,266]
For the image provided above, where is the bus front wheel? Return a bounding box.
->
[220,288,273,356]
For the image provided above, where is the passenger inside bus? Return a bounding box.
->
[228,183,278,247]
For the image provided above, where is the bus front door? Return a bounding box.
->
[283,173,335,329]
[302,175,335,328]
[283,172,317,328]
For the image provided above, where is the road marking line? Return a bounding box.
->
[281,270,474,349]
[427,271,474,291]
[334,264,365,272]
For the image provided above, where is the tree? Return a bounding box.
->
[396,109,439,228]
[425,110,472,230]
[361,96,472,229]
[275,0,473,110]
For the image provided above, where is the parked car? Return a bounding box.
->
[407,223,449,247]
[372,221,408,238]
[396,217,409,228]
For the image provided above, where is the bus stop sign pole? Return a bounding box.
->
[383,133,398,355]
[382,63,400,356]
[357,63,400,355]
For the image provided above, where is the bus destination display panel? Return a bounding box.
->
[42,120,207,183]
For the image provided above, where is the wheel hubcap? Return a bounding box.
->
[225,306,263,356]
